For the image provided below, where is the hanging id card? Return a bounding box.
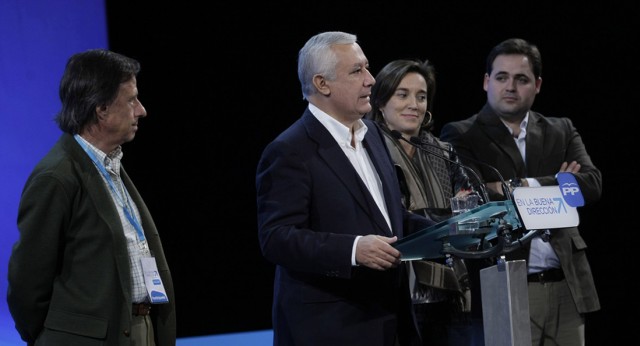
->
[141,257,169,304]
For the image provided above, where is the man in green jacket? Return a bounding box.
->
[7,49,176,346]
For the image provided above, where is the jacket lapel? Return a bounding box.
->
[362,123,401,237]
[523,111,544,176]
[62,133,133,298]
[477,105,527,176]
[302,112,393,236]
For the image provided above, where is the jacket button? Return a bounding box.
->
[123,329,131,337]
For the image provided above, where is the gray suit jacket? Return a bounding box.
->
[8,133,176,345]
[440,103,601,313]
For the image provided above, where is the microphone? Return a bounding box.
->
[389,130,491,204]
[390,129,535,257]
[407,134,512,201]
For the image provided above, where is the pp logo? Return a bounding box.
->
[562,186,580,195]
[556,172,584,207]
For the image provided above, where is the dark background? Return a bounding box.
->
[106,1,638,343]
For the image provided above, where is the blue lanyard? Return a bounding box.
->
[74,134,147,244]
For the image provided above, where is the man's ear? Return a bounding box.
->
[535,77,542,94]
[483,73,490,92]
[313,74,330,96]
[96,104,108,119]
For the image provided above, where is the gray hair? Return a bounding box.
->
[297,31,357,100]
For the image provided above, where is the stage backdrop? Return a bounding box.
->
[0,1,107,344]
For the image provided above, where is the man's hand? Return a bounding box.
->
[454,189,474,198]
[559,160,580,173]
[355,235,401,270]
[486,181,513,196]
[486,160,581,196]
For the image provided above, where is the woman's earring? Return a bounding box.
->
[422,110,432,127]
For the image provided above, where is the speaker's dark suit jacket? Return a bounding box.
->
[8,133,176,345]
[440,103,601,314]
[257,109,434,346]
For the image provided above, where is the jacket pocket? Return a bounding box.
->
[44,308,108,339]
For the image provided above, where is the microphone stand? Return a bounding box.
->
[408,135,513,202]
[390,130,491,204]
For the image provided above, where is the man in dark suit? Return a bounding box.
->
[7,49,176,345]
[256,31,434,346]
[440,38,601,345]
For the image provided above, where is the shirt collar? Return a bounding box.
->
[501,111,529,139]
[308,103,368,148]
[76,135,123,173]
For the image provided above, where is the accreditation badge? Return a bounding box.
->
[141,257,169,303]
